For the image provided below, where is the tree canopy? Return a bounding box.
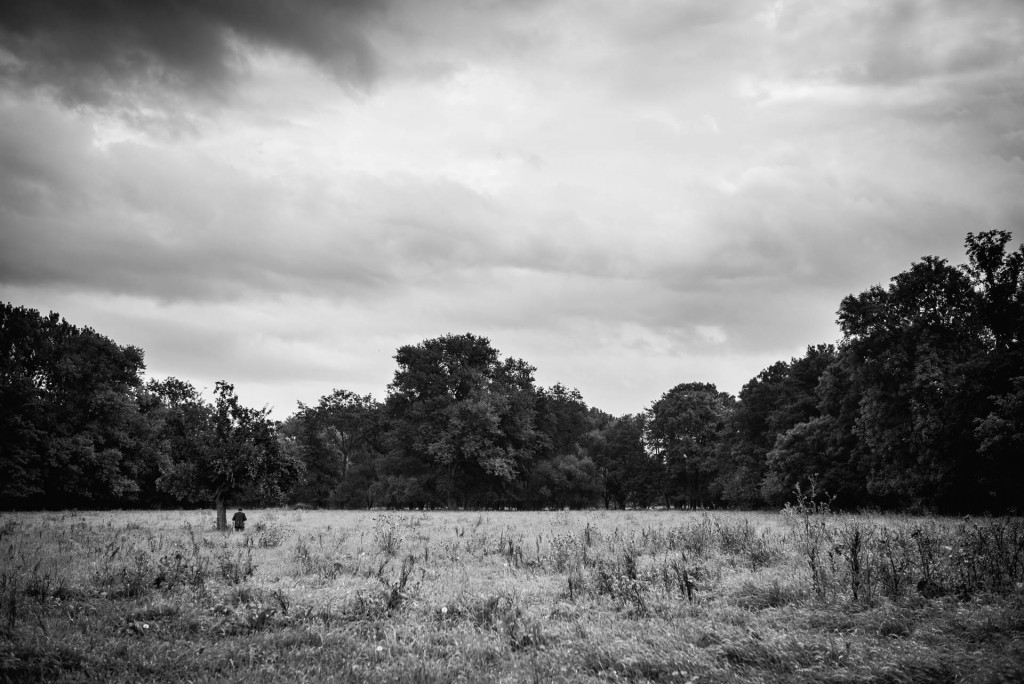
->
[155,380,303,529]
[381,333,541,508]
[0,303,153,508]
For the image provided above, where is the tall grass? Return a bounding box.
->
[1,508,1022,683]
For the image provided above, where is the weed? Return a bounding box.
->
[217,547,256,584]
[657,555,698,601]
[373,514,403,558]
[292,534,346,581]
[471,590,544,650]
[118,550,155,598]
[498,527,525,568]
[255,522,286,548]
[377,553,419,611]
[837,523,874,603]
[875,526,914,599]
[911,523,944,596]
[548,532,578,572]
[781,475,836,517]
[566,560,585,601]
[24,563,65,602]
[591,546,650,617]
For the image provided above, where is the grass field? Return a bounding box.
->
[1,507,1022,683]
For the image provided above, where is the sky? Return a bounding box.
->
[2,0,1023,419]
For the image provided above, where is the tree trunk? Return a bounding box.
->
[215,489,228,530]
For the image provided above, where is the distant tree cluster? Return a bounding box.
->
[2,231,1022,514]
[0,308,301,527]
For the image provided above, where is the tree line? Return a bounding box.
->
[2,231,1021,518]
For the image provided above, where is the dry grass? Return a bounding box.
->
[1,508,1022,682]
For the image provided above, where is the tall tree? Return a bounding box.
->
[963,230,1024,510]
[837,252,990,509]
[0,303,154,508]
[646,382,734,508]
[725,345,838,508]
[593,413,663,508]
[721,361,788,508]
[771,230,1024,512]
[383,333,539,508]
[156,380,303,528]
[523,383,604,508]
[534,383,590,460]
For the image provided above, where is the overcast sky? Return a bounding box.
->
[2,0,1023,418]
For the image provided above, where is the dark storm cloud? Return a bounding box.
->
[0,0,382,105]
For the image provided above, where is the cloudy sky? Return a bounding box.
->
[2,0,1023,418]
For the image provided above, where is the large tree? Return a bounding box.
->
[383,333,540,508]
[964,230,1024,510]
[835,246,997,510]
[767,230,1024,512]
[155,379,303,528]
[645,382,734,508]
[0,303,156,508]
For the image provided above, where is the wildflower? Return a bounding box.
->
[441,606,448,615]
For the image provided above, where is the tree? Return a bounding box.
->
[534,383,591,460]
[723,345,838,508]
[964,230,1024,510]
[721,361,788,508]
[593,413,663,508]
[761,356,868,508]
[521,383,606,508]
[282,389,382,507]
[645,382,734,508]
[525,453,603,509]
[383,333,540,508]
[795,230,1024,512]
[975,377,1024,510]
[0,303,156,508]
[156,380,303,529]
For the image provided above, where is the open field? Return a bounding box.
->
[1,508,1022,683]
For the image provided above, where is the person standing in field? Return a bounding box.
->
[232,508,247,531]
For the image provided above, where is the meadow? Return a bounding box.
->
[1,507,1022,683]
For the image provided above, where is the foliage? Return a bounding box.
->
[155,380,303,528]
[645,382,734,508]
[826,231,1022,511]
[747,230,1022,513]
[592,413,663,509]
[724,345,837,508]
[282,389,382,508]
[0,303,158,508]
[382,333,541,508]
